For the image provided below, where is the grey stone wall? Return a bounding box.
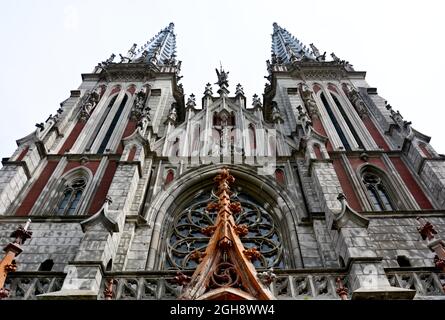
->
[0,221,83,272]
[367,216,445,268]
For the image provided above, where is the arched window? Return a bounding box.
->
[362,172,394,211]
[330,92,364,149]
[85,94,118,152]
[320,92,351,151]
[56,177,87,215]
[166,192,284,270]
[98,94,128,153]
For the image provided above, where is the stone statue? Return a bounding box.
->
[300,83,319,117]
[130,87,149,121]
[127,43,137,59]
[271,104,282,123]
[168,106,177,123]
[310,43,326,61]
[99,53,115,67]
[79,87,101,121]
[215,66,229,87]
[331,52,340,62]
[343,84,368,118]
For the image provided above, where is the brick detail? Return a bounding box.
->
[88,161,118,214]
[16,146,29,161]
[58,121,85,154]
[362,117,390,151]
[16,161,59,216]
[390,157,433,209]
[332,159,362,211]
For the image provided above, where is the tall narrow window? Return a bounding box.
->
[362,172,394,211]
[56,177,87,215]
[320,92,351,150]
[330,93,364,149]
[98,95,128,153]
[85,95,117,151]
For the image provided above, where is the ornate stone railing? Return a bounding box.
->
[2,269,444,300]
[2,272,65,300]
[99,269,445,300]
[386,269,445,298]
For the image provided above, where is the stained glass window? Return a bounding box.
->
[363,172,394,211]
[166,191,284,270]
[56,177,87,215]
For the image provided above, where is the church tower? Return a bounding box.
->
[0,23,444,300]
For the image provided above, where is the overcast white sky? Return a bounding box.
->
[0,0,444,160]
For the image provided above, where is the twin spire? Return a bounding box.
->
[98,22,351,76]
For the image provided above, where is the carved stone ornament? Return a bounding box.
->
[178,168,275,300]
[331,193,369,230]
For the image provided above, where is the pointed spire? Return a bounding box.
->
[179,168,274,300]
[130,22,177,66]
[271,22,315,64]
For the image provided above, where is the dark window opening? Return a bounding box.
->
[39,259,54,271]
[320,92,351,150]
[85,95,117,152]
[339,256,346,268]
[331,93,364,149]
[98,95,128,153]
[106,259,113,271]
[363,172,394,211]
[397,255,411,267]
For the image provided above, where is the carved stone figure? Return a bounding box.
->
[215,66,229,87]
[331,52,340,62]
[99,53,115,67]
[167,106,177,123]
[131,87,150,121]
[79,87,101,121]
[310,43,326,61]
[300,84,319,117]
[343,84,368,118]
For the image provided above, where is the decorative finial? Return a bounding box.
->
[252,94,262,108]
[203,83,213,96]
[235,83,244,96]
[186,94,196,108]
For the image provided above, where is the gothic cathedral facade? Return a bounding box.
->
[0,23,444,300]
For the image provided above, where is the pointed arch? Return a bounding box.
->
[144,164,307,271]
[52,167,93,216]
[358,164,397,211]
